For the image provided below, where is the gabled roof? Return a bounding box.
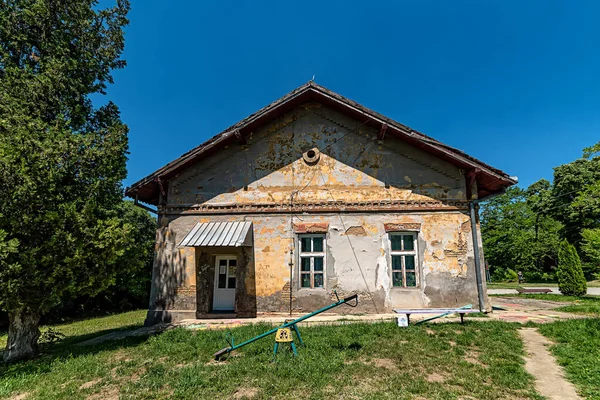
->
[126,81,517,205]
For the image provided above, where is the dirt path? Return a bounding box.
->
[519,328,581,400]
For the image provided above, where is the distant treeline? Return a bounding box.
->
[481,142,600,283]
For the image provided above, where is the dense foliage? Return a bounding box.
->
[42,201,155,323]
[0,0,131,362]
[582,228,600,268]
[481,141,600,284]
[480,186,562,282]
[557,240,587,296]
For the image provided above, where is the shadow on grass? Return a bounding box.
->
[54,323,147,348]
[0,325,159,377]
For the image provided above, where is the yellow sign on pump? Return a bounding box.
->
[275,328,293,343]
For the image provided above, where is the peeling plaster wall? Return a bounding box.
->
[146,210,488,324]
[144,103,489,325]
[168,103,466,209]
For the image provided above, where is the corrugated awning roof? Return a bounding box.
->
[179,221,253,247]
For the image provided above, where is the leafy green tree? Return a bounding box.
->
[557,240,587,296]
[58,201,156,315]
[581,228,600,276]
[0,230,19,266]
[583,141,600,159]
[550,143,600,246]
[482,141,600,283]
[481,186,562,280]
[42,200,156,321]
[110,201,156,307]
[0,0,131,362]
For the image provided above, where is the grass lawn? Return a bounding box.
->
[0,316,542,399]
[491,294,600,316]
[538,318,600,400]
[0,310,146,350]
[488,281,600,289]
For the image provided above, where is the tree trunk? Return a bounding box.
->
[3,309,41,363]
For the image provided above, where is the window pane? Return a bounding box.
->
[301,237,311,253]
[403,235,414,251]
[228,265,236,277]
[314,273,324,288]
[228,277,236,289]
[218,273,227,289]
[313,237,323,252]
[301,273,311,288]
[314,257,323,271]
[392,255,402,271]
[229,259,237,267]
[301,257,311,272]
[405,255,415,270]
[390,235,402,251]
[406,271,416,287]
[393,271,403,286]
[219,259,227,266]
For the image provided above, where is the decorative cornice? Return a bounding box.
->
[159,199,469,215]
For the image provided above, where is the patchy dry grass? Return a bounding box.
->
[0,315,543,399]
[491,293,600,316]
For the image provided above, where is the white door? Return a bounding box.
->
[213,256,237,311]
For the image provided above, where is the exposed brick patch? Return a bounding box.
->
[384,223,421,232]
[444,232,468,257]
[280,282,294,312]
[293,222,329,233]
[281,282,291,300]
[461,220,471,233]
[344,226,367,236]
[175,286,196,296]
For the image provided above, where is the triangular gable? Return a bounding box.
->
[126,82,516,205]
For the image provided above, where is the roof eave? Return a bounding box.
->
[125,82,516,204]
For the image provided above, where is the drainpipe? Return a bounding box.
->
[469,187,508,312]
[469,201,486,312]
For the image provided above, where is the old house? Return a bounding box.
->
[126,82,516,325]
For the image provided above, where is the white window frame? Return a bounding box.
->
[298,234,326,289]
[389,232,419,288]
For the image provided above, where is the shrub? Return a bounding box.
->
[557,240,587,296]
[490,267,506,282]
[504,269,519,282]
[523,271,556,283]
[581,262,600,281]
[38,328,65,350]
[541,272,555,282]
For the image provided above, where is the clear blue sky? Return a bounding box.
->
[102,0,600,190]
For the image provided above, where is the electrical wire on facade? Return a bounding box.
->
[317,170,380,314]
[320,118,372,155]
[287,156,319,315]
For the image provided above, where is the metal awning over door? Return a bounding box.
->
[179,221,253,247]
